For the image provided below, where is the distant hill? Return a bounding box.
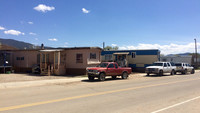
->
[0,38,37,49]
[166,52,192,56]
[0,38,52,49]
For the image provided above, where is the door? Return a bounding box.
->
[107,64,115,76]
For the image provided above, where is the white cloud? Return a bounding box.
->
[34,4,55,13]
[35,38,38,40]
[119,43,200,55]
[82,8,90,13]
[28,21,33,24]
[0,26,5,30]
[4,30,25,36]
[111,44,117,47]
[29,32,36,35]
[48,38,58,41]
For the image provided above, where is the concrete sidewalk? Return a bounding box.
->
[0,77,87,89]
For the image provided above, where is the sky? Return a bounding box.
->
[0,0,200,55]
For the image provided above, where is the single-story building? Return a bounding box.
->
[12,49,40,73]
[101,49,160,72]
[0,44,18,73]
[39,47,102,75]
[161,55,192,64]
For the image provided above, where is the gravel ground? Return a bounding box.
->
[1,70,198,83]
[0,73,85,83]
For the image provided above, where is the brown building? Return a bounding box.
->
[39,47,102,75]
[6,47,102,75]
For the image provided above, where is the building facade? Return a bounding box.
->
[101,49,160,72]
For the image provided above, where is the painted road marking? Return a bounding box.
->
[151,95,200,113]
[0,78,200,112]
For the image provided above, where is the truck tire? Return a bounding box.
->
[183,69,187,74]
[122,72,128,79]
[159,70,163,76]
[88,76,94,81]
[191,69,195,74]
[171,70,175,75]
[99,73,105,81]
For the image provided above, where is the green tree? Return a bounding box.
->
[104,46,119,50]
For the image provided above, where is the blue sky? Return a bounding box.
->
[0,0,200,54]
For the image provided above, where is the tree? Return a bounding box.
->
[104,46,119,50]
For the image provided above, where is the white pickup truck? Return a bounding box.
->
[145,62,176,76]
[175,63,195,74]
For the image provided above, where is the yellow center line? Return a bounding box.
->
[1,78,200,112]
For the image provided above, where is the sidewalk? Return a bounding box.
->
[0,77,87,89]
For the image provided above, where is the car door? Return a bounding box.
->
[163,63,168,73]
[114,63,120,75]
[107,64,115,76]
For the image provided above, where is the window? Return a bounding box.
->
[21,57,24,60]
[164,63,167,67]
[76,54,83,63]
[90,53,96,59]
[114,64,118,68]
[108,64,114,68]
[105,54,112,61]
[132,52,136,58]
[16,57,24,61]
[16,57,20,60]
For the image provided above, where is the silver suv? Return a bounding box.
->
[175,63,195,74]
[145,62,176,76]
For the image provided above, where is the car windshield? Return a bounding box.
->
[152,63,163,66]
[175,63,181,66]
[97,63,108,68]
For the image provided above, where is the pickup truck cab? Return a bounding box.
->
[87,62,132,81]
[175,63,195,74]
[145,62,176,76]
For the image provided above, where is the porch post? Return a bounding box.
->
[45,53,46,69]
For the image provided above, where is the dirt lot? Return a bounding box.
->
[0,73,85,83]
[0,72,146,83]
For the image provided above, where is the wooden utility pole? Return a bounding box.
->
[194,39,198,68]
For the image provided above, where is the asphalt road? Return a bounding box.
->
[1,72,200,113]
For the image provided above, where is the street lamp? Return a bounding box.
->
[194,39,198,68]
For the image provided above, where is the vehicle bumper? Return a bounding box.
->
[87,72,100,77]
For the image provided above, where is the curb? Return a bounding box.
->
[0,77,87,89]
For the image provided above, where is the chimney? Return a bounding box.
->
[41,43,44,49]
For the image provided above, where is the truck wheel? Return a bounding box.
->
[88,76,94,81]
[171,70,175,75]
[112,76,117,79]
[184,69,187,74]
[159,70,163,76]
[191,69,195,74]
[99,73,105,81]
[122,72,128,79]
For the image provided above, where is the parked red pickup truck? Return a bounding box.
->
[86,62,132,81]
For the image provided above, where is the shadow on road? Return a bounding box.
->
[82,77,124,82]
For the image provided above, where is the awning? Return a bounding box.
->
[113,52,129,55]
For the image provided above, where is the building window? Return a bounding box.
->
[132,52,136,58]
[21,57,24,60]
[105,54,112,61]
[76,54,83,63]
[16,57,24,61]
[90,53,96,59]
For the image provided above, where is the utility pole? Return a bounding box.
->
[194,38,198,68]
[103,42,105,50]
